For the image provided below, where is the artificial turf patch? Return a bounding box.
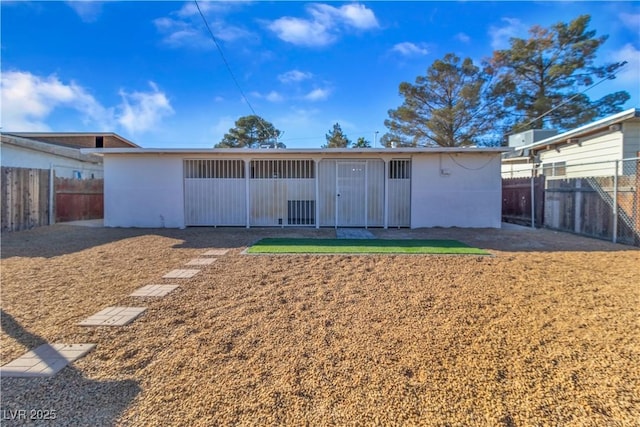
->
[246,238,489,255]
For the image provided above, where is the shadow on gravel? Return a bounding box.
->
[0,310,140,426]
[0,225,335,259]
[1,224,637,260]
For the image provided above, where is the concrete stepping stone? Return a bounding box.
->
[202,249,229,256]
[78,307,147,326]
[130,284,179,297]
[336,228,375,239]
[163,269,200,279]
[186,258,216,266]
[0,343,95,377]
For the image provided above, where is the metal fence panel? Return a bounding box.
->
[388,159,411,227]
[318,160,337,226]
[249,160,315,226]
[184,160,246,226]
[366,159,385,227]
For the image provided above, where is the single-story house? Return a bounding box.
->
[502,107,640,178]
[86,147,508,229]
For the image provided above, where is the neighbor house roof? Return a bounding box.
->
[1,134,102,164]
[7,132,139,148]
[513,108,639,155]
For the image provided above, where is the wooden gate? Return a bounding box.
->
[502,176,545,227]
[54,177,104,222]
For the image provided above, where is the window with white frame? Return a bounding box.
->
[542,161,566,177]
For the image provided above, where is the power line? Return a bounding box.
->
[193,0,275,139]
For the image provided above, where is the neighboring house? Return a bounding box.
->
[502,107,640,178]
[1,134,103,177]
[8,132,138,149]
[1,132,137,230]
[500,108,640,246]
[86,147,508,229]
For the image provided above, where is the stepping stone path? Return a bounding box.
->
[2,247,230,377]
[163,269,200,279]
[202,249,229,256]
[0,343,95,377]
[78,307,147,326]
[186,258,216,266]
[130,284,179,297]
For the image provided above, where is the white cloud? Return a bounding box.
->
[489,17,527,50]
[177,1,250,18]
[391,42,429,56]
[154,17,212,49]
[66,1,103,23]
[251,90,284,102]
[176,1,218,18]
[267,3,378,47]
[619,12,640,30]
[609,43,640,86]
[154,4,253,49]
[0,70,112,131]
[309,3,379,30]
[117,82,174,133]
[0,70,174,134]
[455,32,471,43]
[268,17,334,47]
[304,88,330,101]
[338,4,379,29]
[265,91,284,102]
[278,70,313,84]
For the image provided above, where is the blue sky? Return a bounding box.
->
[1,1,638,148]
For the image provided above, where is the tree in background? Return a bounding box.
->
[323,123,351,148]
[353,137,371,148]
[383,53,503,147]
[216,115,282,148]
[492,15,629,132]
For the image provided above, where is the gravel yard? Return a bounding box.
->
[1,224,639,426]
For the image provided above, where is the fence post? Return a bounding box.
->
[245,159,250,229]
[530,174,535,229]
[613,160,618,243]
[49,164,55,225]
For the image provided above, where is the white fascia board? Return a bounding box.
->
[83,147,510,156]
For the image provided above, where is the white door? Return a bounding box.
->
[336,161,366,226]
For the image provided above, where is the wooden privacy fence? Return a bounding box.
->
[502,157,640,246]
[1,167,50,232]
[1,166,104,232]
[501,176,545,227]
[54,177,104,222]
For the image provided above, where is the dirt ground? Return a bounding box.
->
[1,224,638,426]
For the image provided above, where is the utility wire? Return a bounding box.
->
[512,61,628,133]
[194,0,275,140]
